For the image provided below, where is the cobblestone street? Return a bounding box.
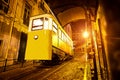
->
[0,53,92,80]
[45,53,87,80]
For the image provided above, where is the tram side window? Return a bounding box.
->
[66,38,69,45]
[44,18,49,29]
[52,21,58,33]
[68,39,71,46]
[59,29,62,38]
[61,32,65,41]
[32,18,44,30]
[63,35,67,42]
[61,32,63,40]
[66,37,70,46]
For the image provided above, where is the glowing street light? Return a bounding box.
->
[83,31,89,38]
[83,31,90,62]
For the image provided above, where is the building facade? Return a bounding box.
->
[0,0,52,66]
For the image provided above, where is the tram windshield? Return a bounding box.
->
[32,18,43,30]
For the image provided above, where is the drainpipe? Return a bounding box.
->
[3,0,18,72]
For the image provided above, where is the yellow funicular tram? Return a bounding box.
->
[25,14,73,64]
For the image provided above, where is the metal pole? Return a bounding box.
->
[3,17,13,72]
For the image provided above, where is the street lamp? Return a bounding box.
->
[83,31,89,38]
[83,31,89,61]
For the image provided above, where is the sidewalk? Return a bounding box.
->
[0,65,35,80]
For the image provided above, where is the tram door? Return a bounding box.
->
[18,32,27,62]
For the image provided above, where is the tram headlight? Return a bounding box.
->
[34,35,38,40]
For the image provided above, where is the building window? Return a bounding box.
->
[0,0,9,14]
[34,0,37,3]
[0,40,2,46]
[23,3,31,26]
[0,40,3,57]
[40,1,47,13]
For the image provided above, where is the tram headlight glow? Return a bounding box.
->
[34,35,38,40]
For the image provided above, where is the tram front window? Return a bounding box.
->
[32,18,43,30]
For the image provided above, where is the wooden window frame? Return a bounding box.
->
[23,2,31,26]
[0,0,9,14]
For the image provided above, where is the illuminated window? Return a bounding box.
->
[0,0,9,14]
[32,18,43,30]
[52,21,58,33]
[48,18,52,30]
[44,18,49,29]
[64,35,66,42]
[59,29,62,38]
[66,38,69,45]
[53,21,57,29]
[61,32,64,40]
